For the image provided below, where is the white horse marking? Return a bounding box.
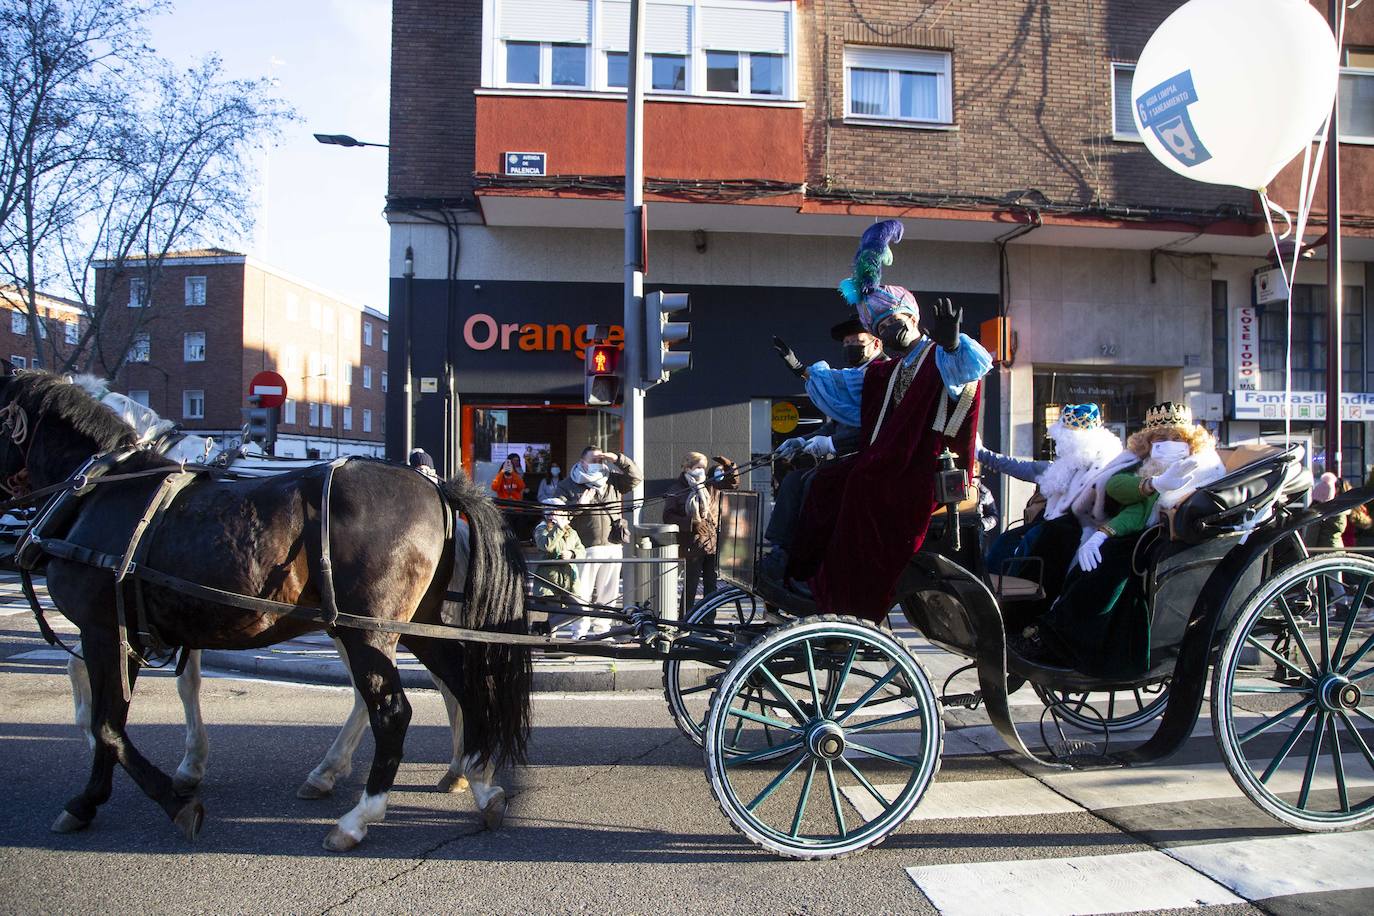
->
[297,638,371,799]
[462,752,507,830]
[66,654,95,751]
[431,674,469,793]
[172,651,208,792]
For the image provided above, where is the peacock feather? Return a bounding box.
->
[838,219,904,304]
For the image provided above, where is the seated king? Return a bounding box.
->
[785,220,993,622]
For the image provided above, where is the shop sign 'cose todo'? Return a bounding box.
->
[1231,306,1258,391]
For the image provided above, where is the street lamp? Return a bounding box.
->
[313,133,389,149]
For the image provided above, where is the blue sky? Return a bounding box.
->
[147,0,391,312]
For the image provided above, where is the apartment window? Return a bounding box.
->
[286,292,300,321]
[1112,63,1139,140]
[321,354,334,384]
[308,351,321,377]
[502,40,590,88]
[64,321,78,345]
[363,321,373,346]
[10,310,26,335]
[128,277,146,308]
[363,408,373,433]
[322,403,333,427]
[283,398,296,424]
[184,331,206,362]
[344,362,353,385]
[844,46,952,125]
[1259,284,1365,393]
[381,330,389,352]
[363,365,372,389]
[282,346,299,373]
[308,401,320,427]
[309,301,321,330]
[322,306,334,334]
[182,389,205,420]
[185,276,207,306]
[128,332,150,363]
[705,51,784,96]
[128,389,150,407]
[36,317,46,338]
[30,356,40,369]
[9,355,24,369]
[343,406,353,431]
[1341,48,1374,143]
[381,371,388,393]
[1212,280,1229,393]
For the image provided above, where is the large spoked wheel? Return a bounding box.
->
[1213,553,1374,831]
[703,615,942,859]
[663,587,772,751]
[1035,681,1171,733]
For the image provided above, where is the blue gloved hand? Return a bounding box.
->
[777,437,806,459]
[802,435,835,458]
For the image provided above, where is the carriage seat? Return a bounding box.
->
[1167,444,1310,546]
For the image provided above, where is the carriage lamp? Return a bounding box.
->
[935,448,968,552]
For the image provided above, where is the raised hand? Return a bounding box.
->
[924,297,962,351]
[772,336,806,378]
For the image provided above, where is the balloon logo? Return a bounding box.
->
[1132,0,1339,191]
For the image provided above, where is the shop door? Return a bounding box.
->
[462,404,623,492]
[1033,371,1158,459]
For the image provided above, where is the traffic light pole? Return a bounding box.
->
[623,0,647,523]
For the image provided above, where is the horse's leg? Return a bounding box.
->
[461,752,507,830]
[323,630,411,852]
[404,636,469,794]
[172,650,209,794]
[67,651,95,751]
[54,635,204,840]
[297,637,373,799]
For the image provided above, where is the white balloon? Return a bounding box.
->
[1132,0,1339,190]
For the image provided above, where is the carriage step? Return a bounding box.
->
[940,690,982,710]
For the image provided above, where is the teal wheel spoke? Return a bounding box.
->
[1327,715,1350,813]
[679,683,715,697]
[1296,710,1329,811]
[1348,666,1374,682]
[728,704,802,733]
[746,750,809,813]
[730,690,752,748]
[1318,576,1332,670]
[824,760,847,837]
[846,740,925,770]
[1277,593,1321,675]
[724,737,804,768]
[835,666,901,725]
[1238,697,1315,745]
[788,759,817,838]
[825,642,858,718]
[838,756,889,808]
[1332,579,1370,663]
[1339,631,1374,677]
[844,707,925,733]
[757,665,812,725]
[803,639,823,717]
[1352,706,1374,729]
[1260,706,1317,784]
[1337,711,1374,770]
[1233,685,1311,694]
[1247,635,1316,684]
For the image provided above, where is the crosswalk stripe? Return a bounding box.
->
[907,849,1244,915]
[844,775,1081,822]
[1165,832,1374,902]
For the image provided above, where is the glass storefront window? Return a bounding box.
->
[463,404,623,489]
[1032,371,1158,460]
[1258,284,1365,393]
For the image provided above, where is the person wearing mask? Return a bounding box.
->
[556,446,644,637]
[537,463,564,502]
[532,496,584,602]
[1016,402,1225,676]
[408,448,439,482]
[490,458,525,501]
[769,219,993,620]
[662,451,740,614]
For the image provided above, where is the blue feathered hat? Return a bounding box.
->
[837,220,918,332]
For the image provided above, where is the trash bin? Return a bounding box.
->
[630,522,681,622]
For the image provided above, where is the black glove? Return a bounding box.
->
[924,298,962,352]
[772,336,805,377]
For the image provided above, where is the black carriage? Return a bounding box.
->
[657,442,1374,858]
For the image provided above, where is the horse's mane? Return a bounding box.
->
[8,371,138,452]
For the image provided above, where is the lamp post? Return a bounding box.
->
[313,133,389,149]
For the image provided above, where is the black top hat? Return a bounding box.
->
[830,317,867,341]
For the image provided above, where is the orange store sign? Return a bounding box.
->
[462,313,623,359]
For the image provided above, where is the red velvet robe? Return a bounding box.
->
[787,352,981,622]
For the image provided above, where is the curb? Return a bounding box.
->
[198,648,693,694]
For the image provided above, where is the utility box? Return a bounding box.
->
[630,523,681,622]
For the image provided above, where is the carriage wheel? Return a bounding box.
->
[1213,553,1374,831]
[703,615,942,859]
[663,587,779,755]
[1035,680,1171,733]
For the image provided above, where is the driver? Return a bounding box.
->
[779,219,993,621]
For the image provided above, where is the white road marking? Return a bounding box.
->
[844,776,1081,822]
[1166,832,1374,901]
[7,649,71,661]
[907,849,1243,915]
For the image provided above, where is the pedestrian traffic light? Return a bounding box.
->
[243,406,274,446]
[645,290,691,385]
[585,342,622,407]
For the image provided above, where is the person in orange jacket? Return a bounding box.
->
[490,458,525,501]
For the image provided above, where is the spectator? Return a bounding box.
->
[532,497,584,601]
[490,458,525,501]
[662,451,739,614]
[537,463,564,502]
[556,446,643,637]
[408,448,439,481]
[1307,472,1348,552]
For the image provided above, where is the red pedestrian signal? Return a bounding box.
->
[585,343,622,407]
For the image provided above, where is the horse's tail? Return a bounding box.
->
[440,469,532,768]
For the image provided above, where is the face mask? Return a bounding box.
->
[1151,440,1190,463]
[584,462,607,476]
[842,344,869,367]
[686,467,706,483]
[550,466,561,477]
[878,321,918,352]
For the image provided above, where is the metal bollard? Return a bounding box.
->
[632,523,681,622]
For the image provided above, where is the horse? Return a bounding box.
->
[61,378,476,802]
[0,368,531,851]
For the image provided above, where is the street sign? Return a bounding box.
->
[504,152,546,176]
[249,370,288,408]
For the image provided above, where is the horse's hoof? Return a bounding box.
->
[51,810,89,834]
[296,780,333,800]
[481,791,507,831]
[172,774,201,796]
[173,798,205,841]
[437,771,469,794]
[322,827,361,852]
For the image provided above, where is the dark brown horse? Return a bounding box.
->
[0,369,530,851]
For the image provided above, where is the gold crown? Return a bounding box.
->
[1144,401,1192,429]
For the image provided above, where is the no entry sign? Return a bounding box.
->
[249,370,288,409]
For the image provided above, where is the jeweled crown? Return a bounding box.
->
[1144,401,1192,429]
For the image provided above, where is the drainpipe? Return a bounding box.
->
[991,208,1042,531]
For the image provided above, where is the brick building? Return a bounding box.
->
[0,288,88,371]
[94,251,389,458]
[387,0,1374,496]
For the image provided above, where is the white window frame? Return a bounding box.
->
[64,321,79,345]
[363,408,373,433]
[344,362,353,386]
[1339,50,1374,145]
[286,293,301,322]
[363,321,373,346]
[485,0,798,101]
[128,332,150,363]
[9,355,24,369]
[322,354,334,383]
[343,406,353,431]
[309,301,321,330]
[183,331,206,362]
[1111,62,1140,141]
[128,389,150,407]
[282,346,299,373]
[185,276,207,306]
[10,310,26,335]
[322,306,334,334]
[36,317,46,339]
[182,389,205,420]
[842,45,953,127]
[381,329,389,352]
[283,398,297,424]
[363,365,373,389]
[701,50,786,99]
[381,370,389,393]
[322,403,333,428]
[128,277,146,308]
[308,401,320,427]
